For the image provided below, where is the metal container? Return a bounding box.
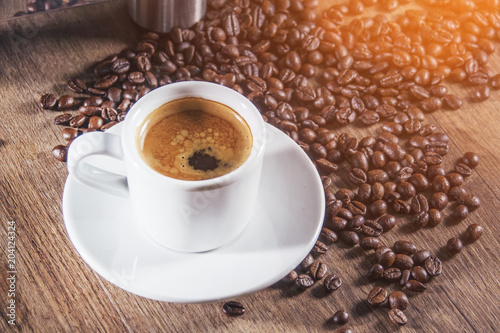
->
[128,0,206,33]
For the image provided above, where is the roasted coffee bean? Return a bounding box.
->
[350,151,369,172]
[405,279,426,292]
[371,151,386,168]
[465,224,484,243]
[413,250,431,266]
[346,215,365,231]
[473,84,491,101]
[54,113,72,126]
[368,200,388,218]
[396,181,416,199]
[313,240,328,255]
[300,253,315,270]
[309,260,328,280]
[52,145,68,162]
[457,194,481,211]
[411,194,429,214]
[375,246,391,261]
[461,152,479,168]
[377,214,396,232]
[382,122,403,136]
[442,94,463,110]
[316,158,339,174]
[393,254,414,271]
[383,267,402,282]
[378,249,395,268]
[88,116,104,130]
[411,266,429,283]
[454,162,473,177]
[62,127,80,141]
[367,263,384,281]
[429,192,448,210]
[399,268,411,286]
[111,58,130,74]
[393,240,417,256]
[324,274,342,291]
[359,237,381,251]
[68,78,87,93]
[432,175,450,193]
[448,186,467,200]
[348,168,367,185]
[446,237,463,255]
[40,93,57,110]
[362,220,383,237]
[339,230,360,246]
[87,87,107,97]
[69,114,88,128]
[371,182,385,201]
[347,201,367,216]
[424,256,442,277]
[451,205,469,221]
[423,151,443,165]
[388,308,407,326]
[283,270,298,283]
[331,217,348,232]
[392,199,411,214]
[412,211,429,228]
[367,286,387,306]
[427,208,443,227]
[320,228,338,244]
[222,300,245,316]
[447,173,464,188]
[296,274,315,289]
[367,169,389,184]
[388,291,409,310]
[83,96,104,107]
[94,75,118,89]
[332,310,349,325]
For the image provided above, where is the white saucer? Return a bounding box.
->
[62,123,325,303]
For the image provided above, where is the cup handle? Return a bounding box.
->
[67,132,129,197]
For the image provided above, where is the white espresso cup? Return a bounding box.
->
[67,81,266,252]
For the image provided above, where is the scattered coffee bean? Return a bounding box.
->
[324,274,342,291]
[296,274,315,289]
[464,224,484,243]
[388,291,409,310]
[51,145,68,162]
[424,256,443,277]
[332,310,349,325]
[446,237,463,255]
[383,268,402,282]
[393,241,417,256]
[309,261,328,280]
[283,270,298,283]
[222,301,245,317]
[359,237,381,251]
[405,279,427,292]
[388,308,407,326]
[367,286,387,306]
[411,266,430,283]
[40,93,57,110]
[300,254,315,270]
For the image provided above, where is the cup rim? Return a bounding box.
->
[122,81,266,187]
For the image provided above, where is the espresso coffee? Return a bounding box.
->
[137,97,253,180]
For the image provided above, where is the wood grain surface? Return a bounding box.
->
[0,1,499,332]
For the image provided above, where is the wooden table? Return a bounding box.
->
[1,1,499,332]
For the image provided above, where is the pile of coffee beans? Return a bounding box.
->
[364,241,441,325]
[41,0,493,328]
[14,0,103,17]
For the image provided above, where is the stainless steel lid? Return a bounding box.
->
[128,0,206,33]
